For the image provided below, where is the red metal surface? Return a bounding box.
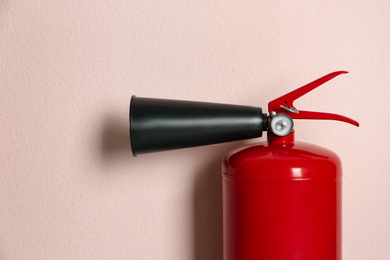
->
[222,132,342,260]
[268,71,359,127]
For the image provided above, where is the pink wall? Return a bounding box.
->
[1,0,389,259]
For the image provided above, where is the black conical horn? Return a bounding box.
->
[129,96,268,156]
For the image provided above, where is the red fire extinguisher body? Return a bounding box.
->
[222,133,342,260]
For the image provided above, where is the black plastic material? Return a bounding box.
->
[129,96,268,156]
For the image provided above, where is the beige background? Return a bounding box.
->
[1,0,389,259]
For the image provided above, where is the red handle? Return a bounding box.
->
[268,71,359,127]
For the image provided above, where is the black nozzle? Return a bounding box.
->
[129,96,268,156]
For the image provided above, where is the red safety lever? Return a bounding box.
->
[268,71,359,127]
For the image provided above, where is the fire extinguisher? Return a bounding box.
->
[129,71,359,260]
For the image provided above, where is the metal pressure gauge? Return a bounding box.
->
[270,113,294,136]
